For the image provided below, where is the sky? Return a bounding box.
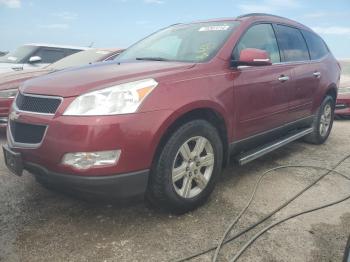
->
[0,0,349,58]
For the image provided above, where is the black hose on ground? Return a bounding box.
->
[174,154,350,262]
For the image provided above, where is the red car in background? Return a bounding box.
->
[335,87,350,118]
[0,48,123,126]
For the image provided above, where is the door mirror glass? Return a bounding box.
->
[234,48,272,66]
[28,56,42,63]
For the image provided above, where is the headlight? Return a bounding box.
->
[0,88,18,98]
[63,79,158,116]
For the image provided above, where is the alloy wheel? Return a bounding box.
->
[319,103,332,137]
[172,136,214,198]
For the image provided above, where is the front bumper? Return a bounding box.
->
[7,108,172,175]
[335,106,350,116]
[6,106,172,197]
[334,93,350,116]
[25,162,149,198]
[335,97,350,116]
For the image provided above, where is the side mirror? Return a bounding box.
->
[233,48,272,67]
[29,56,42,63]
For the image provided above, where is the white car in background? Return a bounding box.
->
[0,43,89,73]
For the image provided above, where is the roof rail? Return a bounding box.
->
[24,43,90,50]
[237,13,286,19]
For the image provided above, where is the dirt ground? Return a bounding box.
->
[0,120,350,262]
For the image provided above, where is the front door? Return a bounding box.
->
[232,23,290,140]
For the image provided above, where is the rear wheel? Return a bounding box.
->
[146,119,223,214]
[304,95,335,144]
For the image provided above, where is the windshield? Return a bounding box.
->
[117,21,239,63]
[47,49,113,70]
[0,45,37,63]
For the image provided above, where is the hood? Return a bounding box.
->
[21,61,195,97]
[0,68,52,90]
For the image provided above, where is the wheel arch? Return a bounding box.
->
[325,84,338,102]
[314,83,338,114]
[151,101,231,168]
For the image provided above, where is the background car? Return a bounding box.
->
[335,88,350,118]
[0,48,124,126]
[0,43,89,74]
[0,51,8,57]
[335,59,350,118]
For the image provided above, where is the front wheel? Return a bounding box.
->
[146,119,223,214]
[304,95,335,144]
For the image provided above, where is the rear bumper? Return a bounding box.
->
[25,162,149,198]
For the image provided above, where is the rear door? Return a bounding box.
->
[233,23,291,139]
[274,24,316,122]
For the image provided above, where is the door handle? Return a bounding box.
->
[278,75,289,82]
[313,72,321,78]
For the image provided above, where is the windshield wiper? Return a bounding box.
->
[136,57,171,61]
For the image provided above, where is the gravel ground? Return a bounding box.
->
[1,121,350,262]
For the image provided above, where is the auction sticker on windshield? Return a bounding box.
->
[199,25,230,31]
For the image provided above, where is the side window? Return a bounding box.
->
[274,25,310,62]
[34,48,66,63]
[302,30,329,60]
[233,24,280,63]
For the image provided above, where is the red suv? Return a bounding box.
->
[3,14,340,213]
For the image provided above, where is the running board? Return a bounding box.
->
[236,128,313,166]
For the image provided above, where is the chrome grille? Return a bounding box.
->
[16,93,62,114]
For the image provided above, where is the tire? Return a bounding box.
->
[146,119,223,214]
[304,95,335,144]
[344,235,350,262]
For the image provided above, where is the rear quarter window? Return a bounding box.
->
[275,24,310,62]
[302,30,329,60]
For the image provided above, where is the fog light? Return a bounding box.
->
[62,150,121,170]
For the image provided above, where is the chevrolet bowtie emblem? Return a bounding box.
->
[9,111,20,121]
